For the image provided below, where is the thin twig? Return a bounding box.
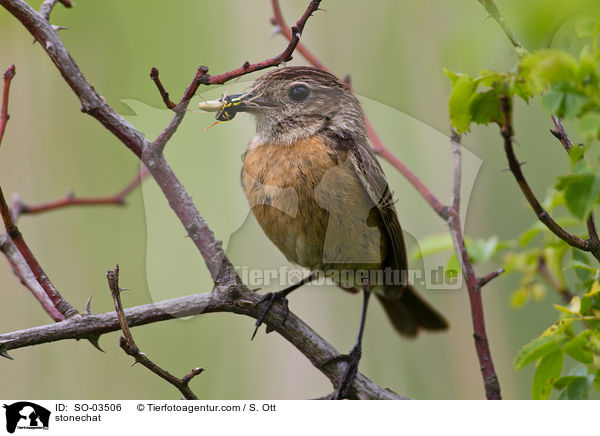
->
[498,96,599,260]
[151,0,322,110]
[106,265,202,400]
[0,186,76,320]
[0,64,15,147]
[13,166,149,220]
[447,133,501,400]
[0,234,62,322]
[39,0,71,21]
[149,67,176,109]
[550,115,572,152]
[537,255,573,303]
[478,268,505,287]
[478,0,523,50]
[549,115,600,257]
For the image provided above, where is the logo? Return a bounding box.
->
[3,402,50,434]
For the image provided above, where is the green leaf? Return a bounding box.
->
[563,92,587,119]
[575,17,597,38]
[411,233,454,260]
[563,331,593,364]
[511,287,529,309]
[514,335,563,369]
[446,72,477,133]
[555,173,600,220]
[578,112,600,137]
[519,50,577,94]
[531,350,563,400]
[446,253,461,280]
[541,90,564,114]
[469,90,504,126]
[566,376,589,399]
[519,223,544,247]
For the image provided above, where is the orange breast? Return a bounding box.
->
[241,136,386,272]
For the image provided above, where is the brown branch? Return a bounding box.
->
[478,268,505,287]
[537,255,573,303]
[550,115,572,152]
[0,284,407,400]
[13,166,148,219]
[149,67,176,109]
[447,133,501,400]
[106,265,203,400]
[0,234,62,323]
[549,116,600,258]
[151,0,322,111]
[498,96,600,260]
[39,0,71,21]
[0,64,15,147]
[0,186,76,320]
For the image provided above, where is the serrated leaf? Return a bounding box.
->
[519,50,577,94]
[531,350,563,400]
[555,173,600,220]
[514,335,562,369]
[447,73,477,133]
[469,90,504,126]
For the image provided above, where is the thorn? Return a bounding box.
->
[0,340,13,360]
[86,335,104,352]
[83,296,92,315]
[118,287,130,292]
[316,7,328,12]
[482,13,492,23]
[52,25,68,32]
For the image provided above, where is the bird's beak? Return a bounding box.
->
[197,92,254,122]
[198,91,275,121]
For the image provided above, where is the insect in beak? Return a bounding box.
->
[197,91,249,129]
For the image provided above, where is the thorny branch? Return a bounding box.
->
[270,0,503,400]
[0,277,406,400]
[107,265,203,400]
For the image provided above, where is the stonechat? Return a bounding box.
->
[200,66,448,398]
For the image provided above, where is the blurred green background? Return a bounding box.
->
[1,0,599,399]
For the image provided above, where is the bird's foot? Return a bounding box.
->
[251,290,291,340]
[322,344,363,400]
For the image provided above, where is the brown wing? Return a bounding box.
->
[324,131,408,296]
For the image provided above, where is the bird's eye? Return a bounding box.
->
[288,84,310,102]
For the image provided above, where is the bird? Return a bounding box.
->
[199,66,448,399]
